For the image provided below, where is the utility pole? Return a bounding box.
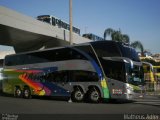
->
[69,0,73,45]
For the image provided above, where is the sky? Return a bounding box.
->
[0,0,160,53]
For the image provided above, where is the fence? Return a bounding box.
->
[144,81,160,95]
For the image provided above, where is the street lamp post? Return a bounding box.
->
[69,0,73,45]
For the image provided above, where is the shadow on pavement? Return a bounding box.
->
[0,90,139,104]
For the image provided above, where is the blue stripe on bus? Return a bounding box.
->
[42,82,70,96]
[69,47,110,99]
[69,47,103,80]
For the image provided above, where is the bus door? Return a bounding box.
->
[107,77,126,99]
[106,67,126,99]
[101,59,126,99]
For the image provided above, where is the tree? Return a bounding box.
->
[104,28,130,44]
[104,28,114,40]
[122,34,130,44]
[130,41,144,56]
[104,28,147,56]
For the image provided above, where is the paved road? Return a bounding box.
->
[0,93,160,120]
[0,94,160,114]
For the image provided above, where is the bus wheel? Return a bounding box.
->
[71,88,84,102]
[14,87,22,98]
[23,87,31,99]
[88,88,100,103]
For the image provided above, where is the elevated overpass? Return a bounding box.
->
[0,6,90,53]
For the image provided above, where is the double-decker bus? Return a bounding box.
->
[37,15,80,35]
[2,41,144,102]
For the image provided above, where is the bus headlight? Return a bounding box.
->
[125,86,134,94]
[127,86,134,91]
[0,73,4,81]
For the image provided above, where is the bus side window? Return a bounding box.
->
[53,72,60,83]
[52,71,69,83]
[46,72,54,82]
[5,61,12,66]
[34,74,39,82]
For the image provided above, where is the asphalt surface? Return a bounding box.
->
[0,93,160,114]
[0,92,160,120]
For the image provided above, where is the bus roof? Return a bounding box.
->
[4,41,138,61]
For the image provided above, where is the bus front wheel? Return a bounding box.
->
[71,88,84,102]
[87,88,100,103]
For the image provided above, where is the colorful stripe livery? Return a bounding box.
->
[4,67,70,96]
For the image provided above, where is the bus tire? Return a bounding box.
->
[71,88,84,102]
[23,87,31,99]
[87,88,100,103]
[14,87,22,98]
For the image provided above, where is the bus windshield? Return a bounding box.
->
[91,41,140,62]
[127,64,144,85]
[101,59,126,82]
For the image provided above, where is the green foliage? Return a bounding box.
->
[103,28,150,56]
[131,41,144,54]
[104,28,130,44]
